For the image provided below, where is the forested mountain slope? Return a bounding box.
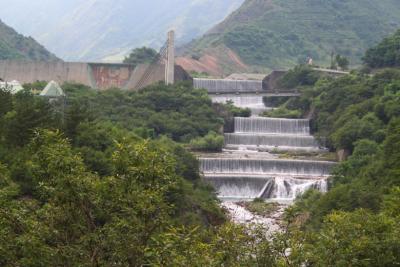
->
[0,20,58,61]
[0,0,244,61]
[180,0,400,75]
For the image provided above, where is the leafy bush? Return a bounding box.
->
[262,107,302,119]
[241,199,280,217]
[123,46,158,66]
[223,100,252,117]
[189,131,224,152]
[276,65,321,89]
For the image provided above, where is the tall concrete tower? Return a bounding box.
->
[165,30,175,85]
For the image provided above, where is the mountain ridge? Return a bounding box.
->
[180,0,400,75]
[0,0,244,61]
[0,19,59,62]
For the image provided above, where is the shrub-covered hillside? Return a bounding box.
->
[184,0,400,74]
[0,20,59,61]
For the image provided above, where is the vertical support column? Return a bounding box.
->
[165,30,175,85]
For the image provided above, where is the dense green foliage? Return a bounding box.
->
[276,65,321,89]
[264,63,400,264]
[0,84,243,265]
[63,82,224,143]
[364,29,400,68]
[0,20,58,61]
[334,54,350,70]
[187,0,400,71]
[123,47,158,66]
[0,80,337,266]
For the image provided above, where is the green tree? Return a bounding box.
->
[123,47,158,66]
[364,29,400,68]
[2,90,56,147]
[336,54,350,70]
[189,131,224,152]
[0,88,12,118]
[304,210,400,266]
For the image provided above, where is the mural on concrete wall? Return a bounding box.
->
[89,63,135,89]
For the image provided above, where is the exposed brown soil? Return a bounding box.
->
[227,49,249,70]
[176,47,249,77]
[176,54,223,77]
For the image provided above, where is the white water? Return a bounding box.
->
[234,117,310,135]
[200,158,334,177]
[210,94,271,115]
[194,78,262,94]
[198,87,334,216]
[205,175,327,202]
[224,133,322,152]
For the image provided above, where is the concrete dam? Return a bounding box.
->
[0,60,191,90]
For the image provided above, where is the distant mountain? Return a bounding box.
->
[0,20,58,61]
[0,0,244,61]
[179,0,400,75]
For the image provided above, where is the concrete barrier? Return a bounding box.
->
[0,60,191,90]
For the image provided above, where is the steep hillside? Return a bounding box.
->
[0,20,58,61]
[181,0,400,75]
[0,0,244,61]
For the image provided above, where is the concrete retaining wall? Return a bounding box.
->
[0,60,191,90]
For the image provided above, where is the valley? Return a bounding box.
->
[1,1,400,265]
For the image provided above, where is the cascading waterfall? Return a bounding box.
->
[226,117,325,152]
[210,94,272,115]
[261,176,328,200]
[196,80,335,202]
[211,95,265,106]
[204,176,272,199]
[234,117,310,135]
[200,158,334,177]
[204,175,328,201]
[193,78,262,94]
[225,133,320,151]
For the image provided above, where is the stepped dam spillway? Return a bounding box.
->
[198,81,335,202]
[200,158,334,177]
[204,175,328,200]
[224,133,321,151]
[210,94,272,115]
[234,117,310,135]
[226,117,322,152]
[193,78,263,94]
